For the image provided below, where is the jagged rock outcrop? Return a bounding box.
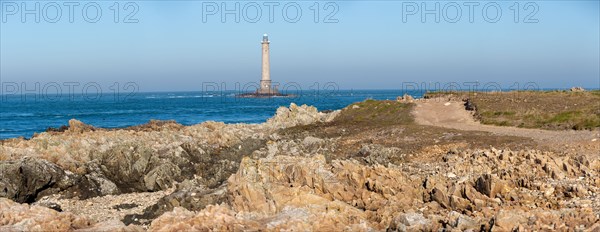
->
[396,93,414,102]
[90,144,181,192]
[68,119,96,134]
[0,157,69,203]
[0,118,272,200]
[226,155,423,230]
[151,155,397,230]
[151,147,600,231]
[1,100,598,230]
[266,103,339,129]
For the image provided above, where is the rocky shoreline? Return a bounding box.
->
[1,100,599,231]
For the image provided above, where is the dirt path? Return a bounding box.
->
[412,99,600,146]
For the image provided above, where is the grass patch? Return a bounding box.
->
[549,111,582,123]
[332,100,415,126]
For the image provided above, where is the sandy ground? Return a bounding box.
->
[412,99,600,151]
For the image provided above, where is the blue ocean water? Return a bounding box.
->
[0,90,422,139]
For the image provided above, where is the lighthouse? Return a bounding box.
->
[258,34,278,94]
[259,34,271,93]
[237,34,288,97]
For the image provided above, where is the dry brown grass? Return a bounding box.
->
[281,99,535,163]
[455,91,599,130]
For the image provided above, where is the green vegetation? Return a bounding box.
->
[332,100,414,126]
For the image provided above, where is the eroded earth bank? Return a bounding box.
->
[1,94,599,231]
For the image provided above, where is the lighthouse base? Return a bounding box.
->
[237,84,294,98]
[236,91,292,98]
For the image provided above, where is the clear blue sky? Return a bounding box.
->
[1,1,599,92]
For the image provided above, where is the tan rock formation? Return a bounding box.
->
[266,103,340,129]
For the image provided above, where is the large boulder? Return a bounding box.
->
[0,157,125,202]
[0,157,68,203]
[389,212,430,231]
[570,86,585,92]
[266,103,339,129]
[396,93,414,102]
[91,144,180,193]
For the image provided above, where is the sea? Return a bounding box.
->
[0,90,424,139]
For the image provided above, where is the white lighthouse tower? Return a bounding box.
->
[258,34,276,94]
[238,34,287,97]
